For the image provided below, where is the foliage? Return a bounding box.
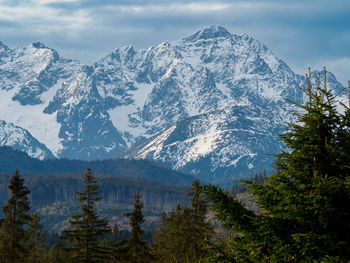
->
[0,146,194,185]
[202,69,350,262]
[27,212,47,262]
[101,221,131,263]
[0,170,44,263]
[46,241,70,263]
[0,171,190,232]
[152,179,214,262]
[123,189,153,263]
[62,168,111,263]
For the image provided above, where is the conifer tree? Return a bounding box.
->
[0,169,33,263]
[63,168,111,263]
[152,205,188,263]
[46,241,69,263]
[187,179,214,260]
[107,221,130,262]
[27,212,47,263]
[124,189,152,263]
[202,69,350,262]
[152,180,214,262]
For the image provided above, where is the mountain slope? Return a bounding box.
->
[0,26,346,182]
[122,104,286,183]
[0,121,54,160]
[0,41,80,156]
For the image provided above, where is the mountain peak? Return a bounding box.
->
[184,25,231,42]
[29,42,60,60]
[31,42,48,49]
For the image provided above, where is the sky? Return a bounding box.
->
[0,0,349,86]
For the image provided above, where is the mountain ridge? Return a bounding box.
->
[0,25,346,182]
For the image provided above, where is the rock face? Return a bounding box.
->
[121,105,285,183]
[0,120,54,160]
[0,26,345,182]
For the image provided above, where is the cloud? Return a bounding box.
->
[0,1,91,33]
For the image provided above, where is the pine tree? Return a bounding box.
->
[152,205,188,263]
[27,212,47,263]
[152,180,214,262]
[62,168,111,263]
[202,69,350,262]
[124,189,152,263]
[46,241,70,263]
[107,221,130,263]
[187,179,214,261]
[0,169,33,263]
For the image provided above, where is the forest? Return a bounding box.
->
[0,72,349,262]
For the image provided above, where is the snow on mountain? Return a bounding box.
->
[0,42,80,156]
[112,25,345,181]
[122,104,290,183]
[96,25,307,140]
[0,120,54,160]
[0,25,346,181]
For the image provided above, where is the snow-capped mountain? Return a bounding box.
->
[0,41,80,157]
[0,120,54,160]
[0,26,346,182]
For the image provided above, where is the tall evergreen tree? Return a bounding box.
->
[187,179,214,261]
[27,212,47,263]
[124,189,152,263]
[0,169,33,263]
[202,69,350,262]
[107,221,130,263]
[46,241,70,263]
[63,168,111,263]
[152,205,189,263]
[152,180,214,262]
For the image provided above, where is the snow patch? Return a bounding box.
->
[108,82,154,138]
[0,82,63,156]
[228,153,257,167]
[136,125,177,159]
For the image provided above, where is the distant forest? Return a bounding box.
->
[0,146,192,232]
[0,146,195,185]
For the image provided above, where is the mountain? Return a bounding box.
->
[0,120,54,160]
[0,41,81,157]
[121,105,285,183]
[0,26,346,183]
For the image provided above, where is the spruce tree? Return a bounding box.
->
[63,168,111,263]
[152,205,188,263]
[124,189,152,263]
[46,241,70,263]
[152,180,214,262]
[27,212,47,263]
[108,221,130,262]
[202,69,350,262]
[187,179,214,261]
[0,169,33,263]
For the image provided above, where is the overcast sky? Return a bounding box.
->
[0,0,349,86]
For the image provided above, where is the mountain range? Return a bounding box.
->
[0,26,346,183]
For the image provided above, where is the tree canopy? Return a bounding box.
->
[63,168,111,263]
